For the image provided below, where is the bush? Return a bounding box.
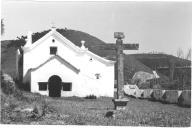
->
[1,73,16,95]
[160,80,180,90]
[84,95,97,99]
[152,84,162,89]
[138,82,150,89]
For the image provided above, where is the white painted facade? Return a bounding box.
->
[22,28,115,97]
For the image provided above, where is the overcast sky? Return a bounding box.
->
[1,0,192,56]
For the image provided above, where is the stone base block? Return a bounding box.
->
[112,98,129,110]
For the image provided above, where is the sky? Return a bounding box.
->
[1,0,192,56]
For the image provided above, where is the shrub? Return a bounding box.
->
[84,95,97,99]
[1,73,16,95]
[152,84,162,89]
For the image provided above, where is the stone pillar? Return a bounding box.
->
[116,38,124,99]
[114,32,125,99]
[113,32,129,110]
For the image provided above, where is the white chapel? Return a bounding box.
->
[17,27,115,97]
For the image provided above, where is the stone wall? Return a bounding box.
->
[124,86,191,107]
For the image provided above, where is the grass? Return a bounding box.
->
[1,89,190,126]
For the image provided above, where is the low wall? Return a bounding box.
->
[141,89,153,99]
[178,90,191,107]
[151,89,165,101]
[124,87,191,107]
[161,90,178,104]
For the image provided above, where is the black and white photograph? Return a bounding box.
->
[1,0,191,127]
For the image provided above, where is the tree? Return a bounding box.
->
[185,48,191,60]
[1,19,5,35]
[177,48,184,59]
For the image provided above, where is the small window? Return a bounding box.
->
[62,82,72,91]
[95,73,101,79]
[38,82,47,91]
[50,47,57,55]
[52,39,55,43]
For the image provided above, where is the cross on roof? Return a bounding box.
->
[51,22,56,29]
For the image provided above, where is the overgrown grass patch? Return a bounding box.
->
[1,91,191,126]
[1,74,53,124]
[25,96,190,126]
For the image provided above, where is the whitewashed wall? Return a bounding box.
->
[23,31,114,97]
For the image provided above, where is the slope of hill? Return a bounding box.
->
[132,53,191,68]
[132,53,191,89]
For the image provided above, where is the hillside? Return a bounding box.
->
[132,53,191,68]
[1,28,191,89]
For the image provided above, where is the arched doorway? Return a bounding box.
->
[48,75,62,97]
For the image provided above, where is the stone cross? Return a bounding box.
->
[85,32,139,109]
[88,32,139,99]
[114,32,139,99]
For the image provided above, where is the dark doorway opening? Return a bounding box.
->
[48,75,62,97]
